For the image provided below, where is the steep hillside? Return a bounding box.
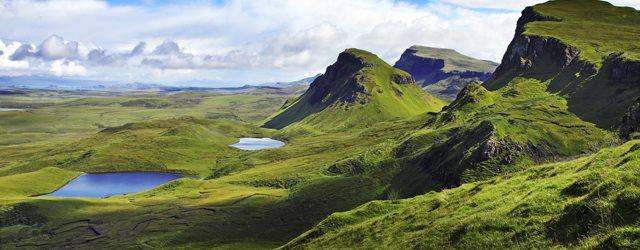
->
[394,45,498,101]
[285,140,640,249]
[263,48,445,131]
[484,0,640,131]
[283,1,640,248]
[326,79,615,198]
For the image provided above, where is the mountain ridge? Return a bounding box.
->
[484,0,640,130]
[263,48,445,131]
[394,45,498,101]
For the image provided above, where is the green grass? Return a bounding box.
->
[0,91,288,171]
[264,48,446,131]
[484,0,640,129]
[0,90,434,248]
[0,117,276,177]
[375,78,616,197]
[0,12,635,247]
[526,0,640,65]
[0,167,80,201]
[284,140,640,249]
[0,61,619,248]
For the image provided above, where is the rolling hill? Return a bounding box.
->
[1,0,638,248]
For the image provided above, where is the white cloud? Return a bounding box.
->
[37,35,79,60]
[0,40,29,70]
[50,60,86,76]
[438,0,542,10]
[609,0,640,9]
[0,0,635,85]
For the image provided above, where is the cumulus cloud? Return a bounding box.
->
[153,40,181,55]
[130,42,146,56]
[10,44,35,60]
[50,59,86,76]
[87,48,115,65]
[1,0,636,85]
[438,0,543,10]
[0,40,32,76]
[37,35,79,60]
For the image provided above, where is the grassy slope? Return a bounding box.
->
[408,45,498,72]
[0,167,80,201]
[285,140,640,249]
[379,78,615,197]
[484,0,640,129]
[264,48,445,132]
[526,0,640,65]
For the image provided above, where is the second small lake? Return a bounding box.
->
[48,172,183,198]
[230,138,285,150]
[0,108,22,111]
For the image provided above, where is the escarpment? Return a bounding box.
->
[484,0,640,130]
[395,45,497,101]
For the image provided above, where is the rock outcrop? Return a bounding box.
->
[263,48,445,131]
[483,0,640,130]
[621,98,640,138]
[394,46,498,101]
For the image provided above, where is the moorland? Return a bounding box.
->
[1,0,640,249]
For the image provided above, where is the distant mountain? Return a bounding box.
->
[259,74,320,88]
[0,75,315,94]
[0,75,115,90]
[263,48,446,131]
[394,45,498,101]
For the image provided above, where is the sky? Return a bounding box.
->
[0,0,638,87]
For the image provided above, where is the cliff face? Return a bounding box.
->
[621,98,640,138]
[306,51,371,105]
[394,46,497,101]
[483,1,640,131]
[263,48,444,131]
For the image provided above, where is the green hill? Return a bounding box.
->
[263,48,445,132]
[326,78,615,198]
[282,1,640,248]
[484,0,640,131]
[284,140,640,249]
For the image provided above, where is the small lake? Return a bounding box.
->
[0,108,22,111]
[230,138,285,150]
[48,172,183,198]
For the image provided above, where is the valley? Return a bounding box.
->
[1,0,639,249]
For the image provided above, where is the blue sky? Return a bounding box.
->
[0,0,637,86]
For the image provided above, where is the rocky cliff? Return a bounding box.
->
[263,48,445,131]
[484,0,640,131]
[394,46,498,101]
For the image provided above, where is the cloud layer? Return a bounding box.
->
[0,0,637,85]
